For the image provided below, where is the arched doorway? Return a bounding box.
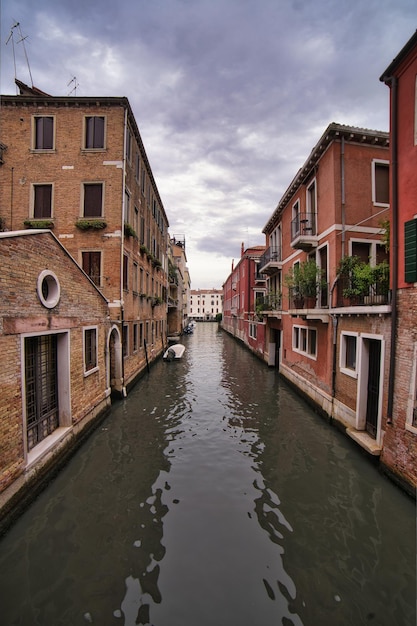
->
[108,326,124,398]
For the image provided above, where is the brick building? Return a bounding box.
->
[379,31,417,491]
[0,80,170,396]
[0,230,111,523]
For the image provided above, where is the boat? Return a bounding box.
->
[163,343,186,361]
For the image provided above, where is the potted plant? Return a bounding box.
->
[299,259,325,306]
[337,255,362,303]
[285,265,303,308]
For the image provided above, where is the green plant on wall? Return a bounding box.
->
[285,259,324,299]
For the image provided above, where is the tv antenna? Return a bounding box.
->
[6,21,34,90]
[67,76,79,96]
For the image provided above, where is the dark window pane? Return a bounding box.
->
[85,117,105,149]
[82,251,101,285]
[35,117,53,149]
[84,184,103,217]
[34,185,52,218]
[375,163,389,204]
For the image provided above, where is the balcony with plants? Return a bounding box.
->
[255,291,282,318]
[285,259,327,311]
[336,256,390,308]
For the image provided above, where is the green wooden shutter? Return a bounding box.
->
[405,219,417,283]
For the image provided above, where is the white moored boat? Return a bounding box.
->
[163,344,185,361]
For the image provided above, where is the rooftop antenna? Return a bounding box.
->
[6,21,33,89]
[67,76,79,96]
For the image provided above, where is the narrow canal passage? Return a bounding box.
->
[0,324,415,626]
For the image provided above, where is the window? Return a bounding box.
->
[33,116,54,150]
[125,189,131,225]
[133,323,138,352]
[249,323,257,339]
[83,183,103,217]
[340,333,357,377]
[135,154,140,181]
[33,184,52,218]
[133,262,138,294]
[85,116,105,149]
[372,160,389,206]
[123,323,129,357]
[84,327,98,374]
[123,254,129,291]
[37,270,61,309]
[139,323,144,348]
[293,325,317,358]
[125,127,133,163]
[82,251,101,286]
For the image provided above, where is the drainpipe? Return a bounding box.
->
[341,137,346,256]
[387,76,398,423]
[120,106,128,397]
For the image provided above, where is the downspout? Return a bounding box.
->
[120,106,128,397]
[387,76,399,423]
[341,137,346,256]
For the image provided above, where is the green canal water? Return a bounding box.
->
[0,323,415,625]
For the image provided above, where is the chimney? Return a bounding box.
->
[241,242,244,257]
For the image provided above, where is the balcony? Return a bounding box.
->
[255,293,282,318]
[291,212,318,250]
[258,246,282,275]
[335,258,391,311]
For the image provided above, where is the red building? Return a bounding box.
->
[222,243,267,359]
[380,30,417,491]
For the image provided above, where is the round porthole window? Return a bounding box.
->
[37,270,61,309]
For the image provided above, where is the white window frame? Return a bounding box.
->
[249,322,257,339]
[293,325,317,359]
[83,326,99,376]
[371,159,389,207]
[406,342,417,434]
[340,331,358,378]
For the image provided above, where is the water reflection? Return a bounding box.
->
[0,324,415,626]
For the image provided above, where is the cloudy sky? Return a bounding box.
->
[0,0,415,288]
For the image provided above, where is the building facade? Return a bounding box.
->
[222,244,267,358]
[379,31,417,490]
[0,80,170,396]
[189,288,223,321]
[0,230,111,523]
[223,123,393,473]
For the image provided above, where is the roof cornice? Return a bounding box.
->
[262,122,389,234]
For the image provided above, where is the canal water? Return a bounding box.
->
[0,324,415,626]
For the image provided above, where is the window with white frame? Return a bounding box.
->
[406,342,417,431]
[340,332,358,378]
[84,327,98,374]
[249,322,257,339]
[293,325,317,358]
[372,160,389,206]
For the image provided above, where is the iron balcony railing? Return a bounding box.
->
[335,276,391,307]
[291,212,317,240]
[259,246,281,272]
[288,283,329,309]
[255,293,282,313]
